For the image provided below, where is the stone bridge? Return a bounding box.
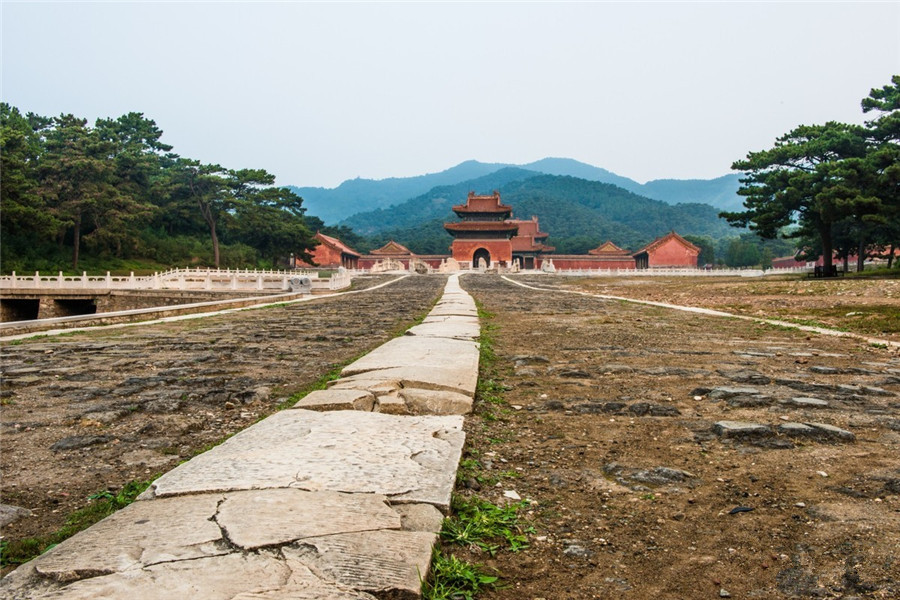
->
[0,268,353,323]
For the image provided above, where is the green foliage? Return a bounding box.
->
[422,551,500,600]
[344,171,741,254]
[0,105,317,273]
[0,479,152,567]
[724,76,900,271]
[441,496,533,556]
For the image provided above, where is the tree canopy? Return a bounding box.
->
[723,76,900,271]
[0,105,317,272]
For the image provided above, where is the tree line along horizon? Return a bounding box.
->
[1,75,897,274]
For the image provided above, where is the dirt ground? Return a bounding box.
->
[2,272,899,598]
[453,273,899,600]
[0,274,444,575]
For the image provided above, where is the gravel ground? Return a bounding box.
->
[452,273,900,600]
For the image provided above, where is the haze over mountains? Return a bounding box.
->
[288,157,743,225]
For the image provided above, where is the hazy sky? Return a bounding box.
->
[2,2,898,188]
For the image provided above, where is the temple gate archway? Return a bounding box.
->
[472,248,491,268]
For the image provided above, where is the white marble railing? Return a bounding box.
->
[0,268,351,293]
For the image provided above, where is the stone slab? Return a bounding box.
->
[27,494,225,582]
[16,553,292,600]
[0,503,32,527]
[374,394,409,415]
[340,336,479,378]
[805,422,856,441]
[399,387,474,415]
[779,397,830,408]
[405,320,480,341]
[217,489,400,549]
[428,304,478,317]
[143,410,465,511]
[291,389,375,412]
[283,529,437,599]
[708,386,760,400]
[713,421,774,438]
[336,365,478,397]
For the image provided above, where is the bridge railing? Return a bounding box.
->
[0,268,349,292]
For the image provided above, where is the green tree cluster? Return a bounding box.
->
[1,105,317,273]
[723,76,900,272]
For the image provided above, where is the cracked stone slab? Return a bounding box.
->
[15,552,291,600]
[23,494,224,584]
[217,489,401,549]
[399,387,473,415]
[340,336,479,379]
[144,410,464,511]
[284,529,437,599]
[291,389,375,412]
[335,365,477,397]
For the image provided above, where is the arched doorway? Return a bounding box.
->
[472,248,491,268]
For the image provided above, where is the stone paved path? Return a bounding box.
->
[1,275,442,576]
[2,275,479,599]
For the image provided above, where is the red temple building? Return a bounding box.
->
[509,217,555,269]
[298,232,361,269]
[632,232,700,269]
[444,192,519,267]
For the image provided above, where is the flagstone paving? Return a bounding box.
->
[2,275,477,599]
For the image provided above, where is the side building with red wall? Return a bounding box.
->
[632,232,700,269]
[298,232,361,269]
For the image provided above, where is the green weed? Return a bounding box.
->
[422,550,499,600]
[1,479,153,568]
[441,496,533,556]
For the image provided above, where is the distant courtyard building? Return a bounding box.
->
[299,232,360,269]
[357,241,447,270]
[632,231,700,269]
[443,191,519,267]
[509,216,555,269]
[315,191,701,272]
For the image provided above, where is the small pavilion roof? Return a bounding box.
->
[588,241,631,256]
[633,231,700,256]
[370,240,414,256]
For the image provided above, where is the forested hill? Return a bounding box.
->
[345,172,739,255]
[288,160,513,224]
[289,157,743,224]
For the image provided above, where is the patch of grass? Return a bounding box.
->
[422,550,500,600]
[0,479,154,568]
[441,495,533,556]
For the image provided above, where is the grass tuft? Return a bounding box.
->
[1,479,153,568]
[422,550,499,600]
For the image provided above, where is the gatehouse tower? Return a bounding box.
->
[443,191,519,267]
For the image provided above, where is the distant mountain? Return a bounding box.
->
[288,160,511,224]
[340,167,540,236]
[289,157,745,224]
[345,172,739,255]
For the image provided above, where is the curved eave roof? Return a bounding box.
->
[444,222,520,232]
[451,205,513,214]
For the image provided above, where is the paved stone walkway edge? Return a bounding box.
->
[0,275,410,342]
[502,275,900,351]
[2,274,478,600]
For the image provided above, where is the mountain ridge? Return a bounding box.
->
[288,158,744,224]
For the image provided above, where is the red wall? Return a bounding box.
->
[647,239,698,268]
[451,240,512,265]
[542,256,636,270]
